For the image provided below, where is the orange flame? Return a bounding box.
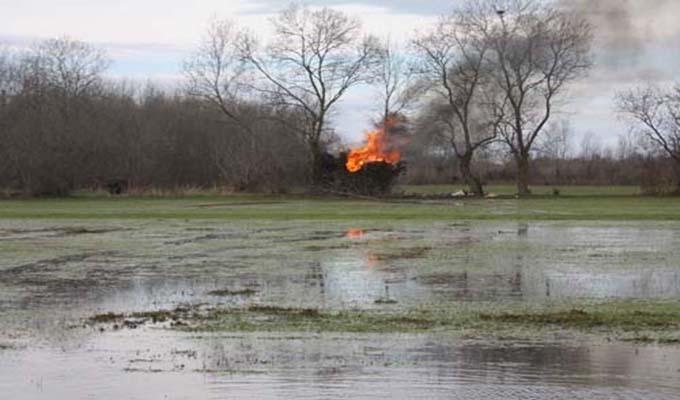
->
[345,126,401,173]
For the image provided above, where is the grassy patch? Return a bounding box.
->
[84,300,680,342]
[89,312,125,323]
[187,301,680,340]
[479,308,679,330]
[1,190,679,221]
[207,289,258,297]
[398,185,641,197]
[374,298,399,305]
[198,306,436,333]
[130,308,193,323]
[61,226,122,235]
[370,246,431,261]
[621,336,680,345]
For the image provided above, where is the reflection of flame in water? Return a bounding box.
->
[365,252,380,269]
[346,228,365,239]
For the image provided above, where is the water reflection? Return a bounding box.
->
[2,329,679,400]
[2,221,680,324]
[195,335,680,399]
[345,228,365,240]
[2,220,680,399]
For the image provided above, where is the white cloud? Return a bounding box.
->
[1,0,242,45]
[1,0,678,145]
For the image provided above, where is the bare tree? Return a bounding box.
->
[0,38,112,194]
[615,130,640,161]
[537,119,572,180]
[579,132,602,159]
[0,45,16,109]
[184,19,314,191]
[240,3,380,184]
[0,46,14,181]
[414,6,498,195]
[617,85,680,192]
[183,18,260,187]
[29,37,110,98]
[477,0,593,194]
[0,46,16,101]
[183,18,247,126]
[374,39,421,128]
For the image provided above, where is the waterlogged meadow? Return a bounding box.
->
[1,196,680,399]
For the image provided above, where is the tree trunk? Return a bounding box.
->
[459,155,484,196]
[674,159,680,194]
[310,140,324,187]
[516,154,531,195]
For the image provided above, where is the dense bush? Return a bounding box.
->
[0,39,309,196]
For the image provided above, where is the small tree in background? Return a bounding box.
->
[617,85,680,193]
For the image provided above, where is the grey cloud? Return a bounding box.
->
[559,0,680,71]
[560,0,643,67]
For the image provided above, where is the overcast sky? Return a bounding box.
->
[1,0,679,147]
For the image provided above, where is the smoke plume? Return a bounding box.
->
[559,0,679,76]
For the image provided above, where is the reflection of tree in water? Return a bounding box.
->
[517,222,529,237]
[453,344,597,383]
[415,242,524,302]
[197,336,659,390]
[296,256,422,307]
[409,340,657,389]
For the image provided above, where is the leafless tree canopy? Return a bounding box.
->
[239,3,381,182]
[183,19,246,124]
[414,5,502,195]
[182,19,308,190]
[374,39,422,125]
[0,46,19,97]
[475,0,593,194]
[28,37,110,98]
[617,85,680,191]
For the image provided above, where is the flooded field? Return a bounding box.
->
[1,219,680,399]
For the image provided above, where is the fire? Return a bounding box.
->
[345,126,401,173]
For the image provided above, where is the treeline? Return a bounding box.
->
[402,150,679,194]
[403,126,679,195]
[1,0,679,196]
[0,41,308,195]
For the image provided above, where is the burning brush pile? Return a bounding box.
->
[319,120,406,196]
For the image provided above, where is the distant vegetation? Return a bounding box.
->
[0,0,678,197]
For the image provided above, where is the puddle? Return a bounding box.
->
[1,330,679,399]
[1,220,680,399]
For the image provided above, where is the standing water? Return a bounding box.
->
[1,220,679,399]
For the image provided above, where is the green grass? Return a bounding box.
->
[0,188,677,221]
[207,288,258,297]
[87,300,680,342]
[398,184,641,197]
[196,301,680,336]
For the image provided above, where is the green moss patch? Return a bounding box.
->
[207,289,258,297]
[371,246,431,261]
[479,308,679,330]
[85,301,680,343]
[89,312,125,323]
